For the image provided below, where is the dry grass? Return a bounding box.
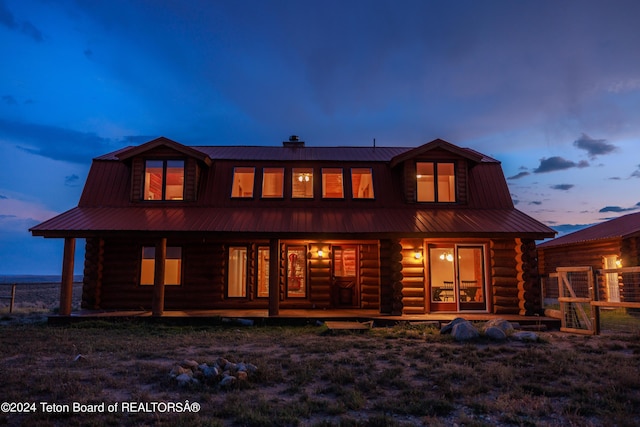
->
[1,285,640,426]
[0,322,639,426]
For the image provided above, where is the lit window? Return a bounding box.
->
[287,246,307,298]
[322,168,344,198]
[351,168,374,199]
[140,246,182,285]
[262,168,284,198]
[231,167,255,198]
[257,246,270,298]
[228,247,247,297]
[292,168,313,198]
[416,162,456,202]
[143,160,184,200]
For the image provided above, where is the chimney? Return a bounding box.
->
[282,135,305,148]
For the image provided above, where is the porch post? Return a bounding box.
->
[268,238,280,316]
[59,237,76,316]
[152,238,167,316]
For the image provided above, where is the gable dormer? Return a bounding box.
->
[116,137,211,202]
[390,139,484,205]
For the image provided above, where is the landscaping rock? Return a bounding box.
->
[512,331,539,342]
[483,318,514,334]
[451,321,480,341]
[440,317,469,334]
[484,326,507,341]
[169,356,258,387]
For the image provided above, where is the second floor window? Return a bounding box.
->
[262,168,284,198]
[322,168,344,198]
[292,168,313,198]
[231,167,255,198]
[144,160,184,200]
[351,168,374,199]
[416,162,456,202]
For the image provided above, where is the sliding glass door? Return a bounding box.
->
[428,244,487,311]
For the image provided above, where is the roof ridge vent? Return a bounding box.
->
[283,135,305,147]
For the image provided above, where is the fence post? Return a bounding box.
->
[10,283,16,314]
[592,269,600,335]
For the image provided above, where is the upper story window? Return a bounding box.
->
[322,168,344,198]
[262,168,284,198]
[292,168,313,198]
[351,168,374,199]
[144,160,184,200]
[416,162,456,202]
[231,167,255,198]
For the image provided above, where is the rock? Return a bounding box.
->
[483,318,514,334]
[236,371,248,381]
[451,321,480,341]
[245,363,258,374]
[170,365,192,377]
[484,326,507,341]
[512,331,539,342]
[180,359,199,369]
[201,365,219,378]
[175,373,193,384]
[440,317,469,334]
[220,375,237,387]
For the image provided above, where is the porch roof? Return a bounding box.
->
[30,206,555,238]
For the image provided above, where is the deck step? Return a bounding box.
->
[325,320,373,331]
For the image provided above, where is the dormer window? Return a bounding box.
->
[262,168,284,198]
[322,168,344,198]
[143,160,184,201]
[416,162,456,202]
[231,167,255,198]
[351,168,374,199]
[292,168,314,198]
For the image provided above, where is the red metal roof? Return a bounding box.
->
[30,206,554,238]
[538,211,640,248]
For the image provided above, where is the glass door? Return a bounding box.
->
[332,245,359,307]
[428,244,486,311]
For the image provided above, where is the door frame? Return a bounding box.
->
[331,244,360,308]
[426,241,489,312]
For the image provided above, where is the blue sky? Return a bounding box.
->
[1,0,640,274]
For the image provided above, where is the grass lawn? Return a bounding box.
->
[1,320,639,427]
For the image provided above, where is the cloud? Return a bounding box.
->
[2,95,17,105]
[507,171,530,180]
[0,118,120,164]
[529,201,542,205]
[533,157,589,173]
[0,0,43,42]
[631,165,640,178]
[551,184,574,191]
[599,205,638,213]
[0,195,7,199]
[573,133,617,159]
[64,174,80,187]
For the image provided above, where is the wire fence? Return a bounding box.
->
[541,267,640,335]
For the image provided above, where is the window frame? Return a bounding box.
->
[257,246,270,298]
[227,246,249,298]
[139,246,183,286]
[261,167,285,199]
[416,161,457,203]
[142,159,185,201]
[231,167,256,198]
[321,168,345,199]
[291,167,314,199]
[350,168,375,199]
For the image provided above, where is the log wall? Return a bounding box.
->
[400,238,425,315]
[360,243,380,309]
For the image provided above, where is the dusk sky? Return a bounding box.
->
[1,0,640,274]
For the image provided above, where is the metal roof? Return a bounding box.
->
[538,211,640,248]
[30,206,555,238]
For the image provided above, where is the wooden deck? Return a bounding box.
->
[48,308,560,329]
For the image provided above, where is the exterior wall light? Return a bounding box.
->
[317,250,324,258]
[414,251,422,260]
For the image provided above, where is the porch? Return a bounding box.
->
[47,308,560,329]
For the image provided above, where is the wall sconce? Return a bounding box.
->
[317,250,324,258]
[414,251,422,260]
[616,259,622,268]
